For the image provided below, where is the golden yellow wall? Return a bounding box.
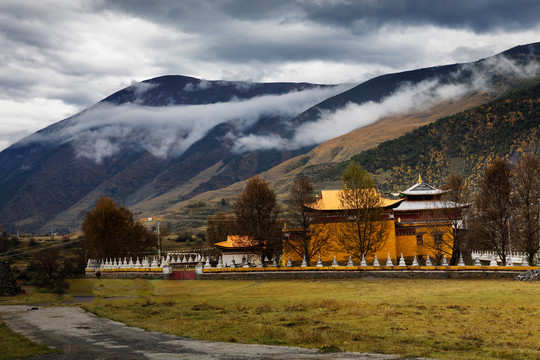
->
[284,220,397,265]
[371,222,397,262]
[395,234,418,259]
[285,222,349,264]
[283,221,453,265]
[395,223,453,261]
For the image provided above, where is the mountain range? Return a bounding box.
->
[1,42,540,234]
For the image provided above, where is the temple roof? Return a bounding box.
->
[305,189,403,211]
[400,180,448,196]
[214,235,254,249]
[393,200,468,212]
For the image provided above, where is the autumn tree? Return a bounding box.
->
[206,211,238,246]
[472,158,514,265]
[435,173,471,265]
[512,154,540,265]
[388,164,417,194]
[336,161,389,260]
[283,176,329,265]
[234,176,281,264]
[82,197,157,259]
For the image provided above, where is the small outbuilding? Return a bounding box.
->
[214,235,257,266]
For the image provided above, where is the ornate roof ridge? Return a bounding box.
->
[400,179,449,195]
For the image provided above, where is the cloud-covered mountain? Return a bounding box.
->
[0,77,345,233]
[1,42,539,233]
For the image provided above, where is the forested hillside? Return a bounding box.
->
[306,79,540,193]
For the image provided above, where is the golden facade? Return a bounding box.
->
[283,178,467,265]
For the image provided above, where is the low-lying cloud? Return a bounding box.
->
[23,85,349,163]
[232,55,540,152]
[19,55,540,163]
[231,79,457,152]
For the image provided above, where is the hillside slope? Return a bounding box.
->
[0,77,338,233]
[148,90,496,220]
[139,44,540,223]
[165,77,540,236]
[277,78,540,197]
[1,42,540,234]
[352,78,540,193]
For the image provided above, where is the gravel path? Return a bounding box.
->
[0,305,430,360]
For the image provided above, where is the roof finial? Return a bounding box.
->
[418,174,423,184]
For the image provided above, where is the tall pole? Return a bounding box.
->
[508,219,511,265]
[537,198,540,265]
[157,218,161,260]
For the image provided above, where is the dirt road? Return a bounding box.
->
[0,305,429,360]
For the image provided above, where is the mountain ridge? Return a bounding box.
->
[1,42,540,234]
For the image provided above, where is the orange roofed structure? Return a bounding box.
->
[214,235,256,266]
[307,189,403,209]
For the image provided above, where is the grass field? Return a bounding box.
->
[0,319,58,360]
[2,278,539,360]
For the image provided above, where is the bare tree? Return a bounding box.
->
[284,176,329,265]
[441,174,471,265]
[33,247,62,284]
[31,247,69,293]
[473,158,513,265]
[420,223,452,266]
[336,161,389,261]
[512,154,540,265]
[206,211,238,246]
[234,176,282,264]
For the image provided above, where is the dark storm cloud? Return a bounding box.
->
[92,0,540,66]
[0,0,539,151]
[297,0,540,34]
[101,0,540,34]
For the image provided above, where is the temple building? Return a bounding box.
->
[391,176,469,263]
[282,176,469,265]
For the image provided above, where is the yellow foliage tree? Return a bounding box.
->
[335,162,389,260]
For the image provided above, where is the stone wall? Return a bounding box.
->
[85,271,170,280]
[0,262,21,296]
[198,268,529,280]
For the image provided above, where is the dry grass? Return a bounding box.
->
[3,278,540,359]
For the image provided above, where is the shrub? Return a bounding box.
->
[175,231,193,242]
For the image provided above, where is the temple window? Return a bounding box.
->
[416,233,423,245]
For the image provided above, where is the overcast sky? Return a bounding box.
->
[1,0,539,151]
